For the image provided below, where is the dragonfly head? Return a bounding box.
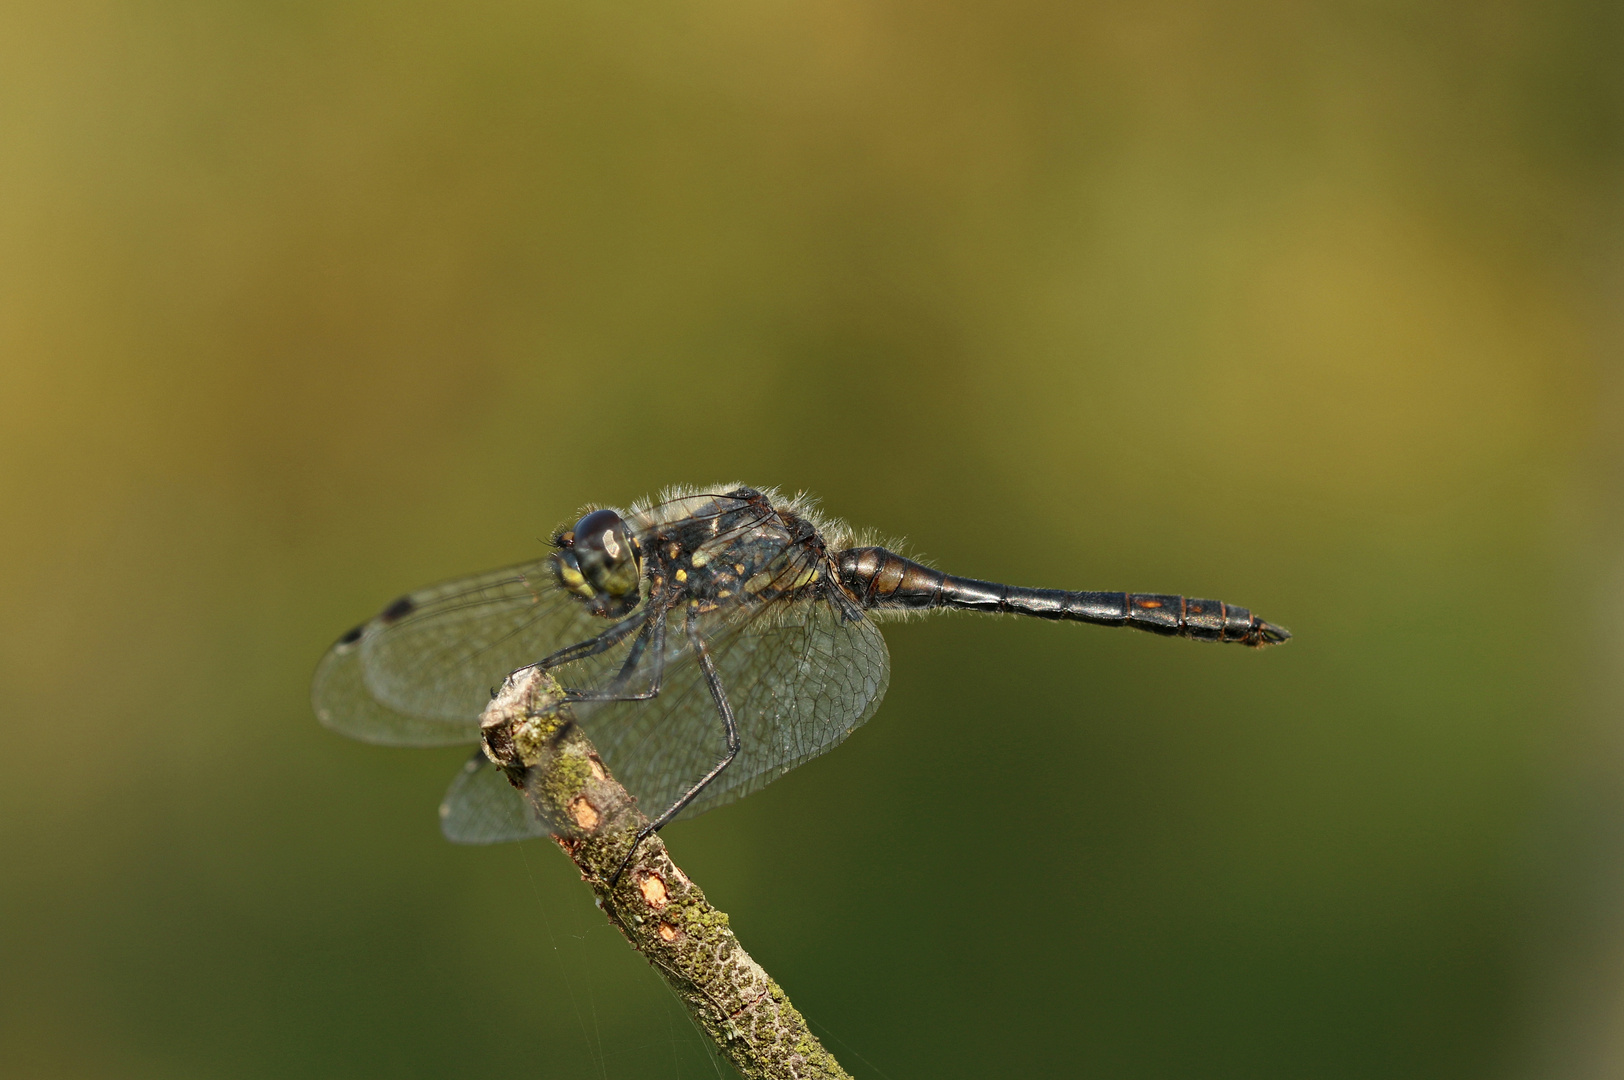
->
[553,508,643,616]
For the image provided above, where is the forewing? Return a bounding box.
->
[439,753,551,844]
[568,591,891,823]
[312,556,611,744]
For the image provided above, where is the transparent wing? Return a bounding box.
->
[312,556,617,745]
[438,579,890,844]
[310,627,479,746]
[439,753,550,844]
[557,589,891,824]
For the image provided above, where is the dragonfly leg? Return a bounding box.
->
[608,604,741,887]
[505,605,651,686]
[564,605,670,704]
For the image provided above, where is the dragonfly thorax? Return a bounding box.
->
[636,495,832,612]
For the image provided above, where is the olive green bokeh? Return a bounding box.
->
[2,0,1621,1077]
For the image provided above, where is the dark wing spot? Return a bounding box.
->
[337,624,364,645]
[379,595,417,624]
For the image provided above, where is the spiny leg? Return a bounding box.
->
[505,605,651,687]
[564,605,669,704]
[608,603,741,887]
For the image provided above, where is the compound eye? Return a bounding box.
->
[571,508,641,599]
[574,509,628,562]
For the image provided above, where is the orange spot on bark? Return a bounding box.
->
[639,873,669,909]
[657,922,680,942]
[568,796,600,830]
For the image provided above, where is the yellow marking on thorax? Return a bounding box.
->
[744,563,819,595]
[784,564,819,590]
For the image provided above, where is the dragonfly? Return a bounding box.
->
[313,484,1289,863]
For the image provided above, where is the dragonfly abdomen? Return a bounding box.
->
[837,547,1289,647]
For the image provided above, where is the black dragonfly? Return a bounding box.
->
[313,485,1289,857]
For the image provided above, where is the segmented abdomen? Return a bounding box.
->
[836,547,1289,648]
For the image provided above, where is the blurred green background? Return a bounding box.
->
[2,0,1621,1076]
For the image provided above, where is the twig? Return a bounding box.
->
[480,667,854,1080]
